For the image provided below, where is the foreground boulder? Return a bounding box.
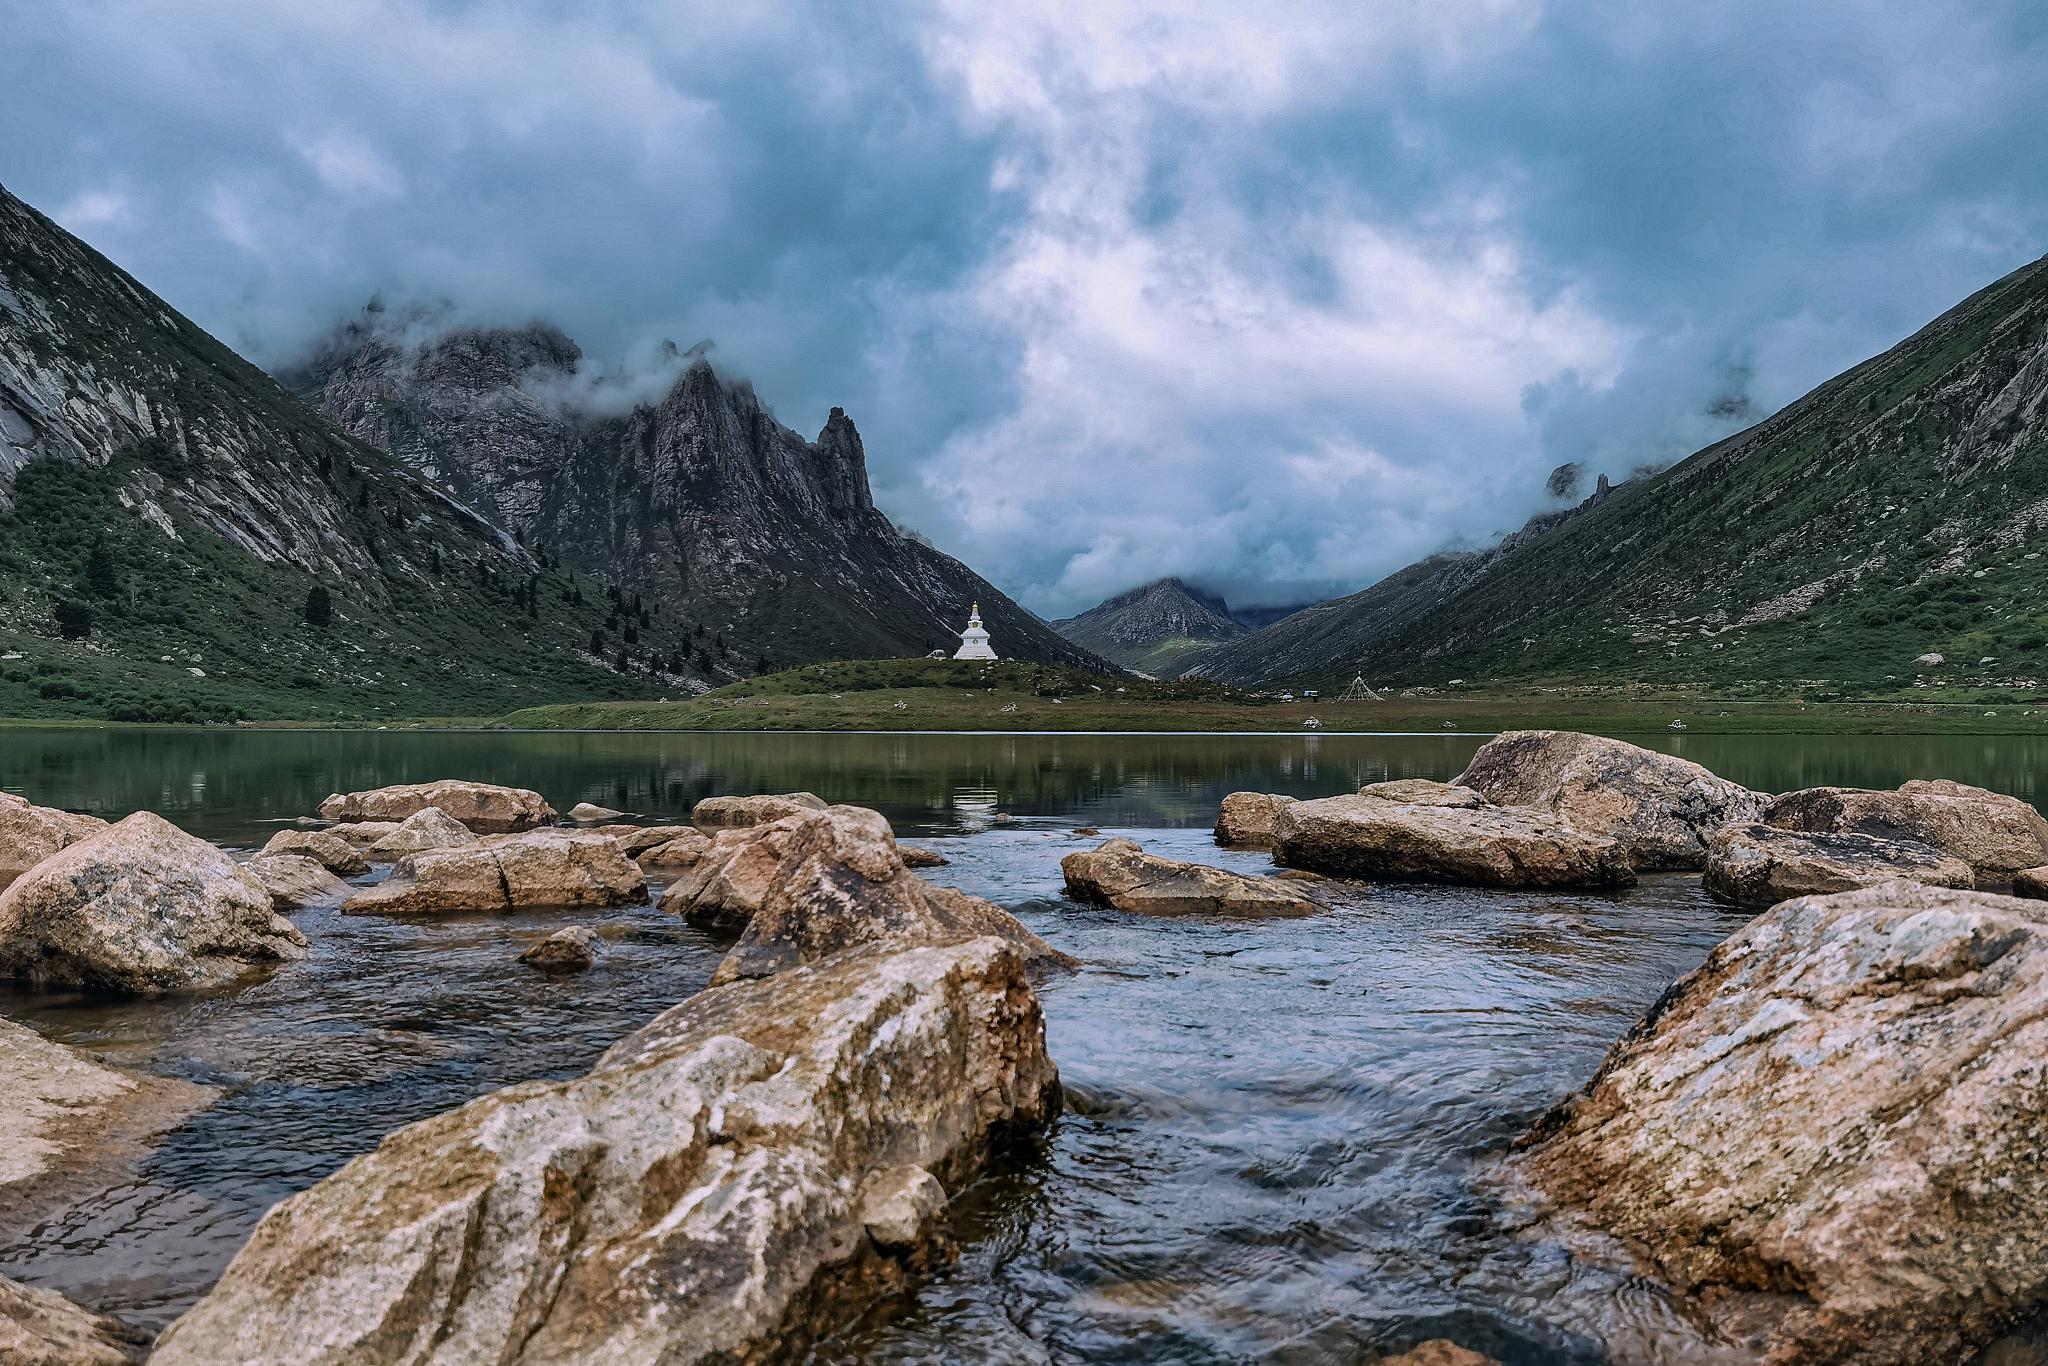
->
[1213,792,1297,849]
[344,830,647,916]
[1062,838,1320,917]
[691,791,827,830]
[0,794,107,894]
[257,828,367,876]
[518,924,600,973]
[318,780,555,834]
[0,813,308,993]
[152,936,1060,1366]
[1704,823,1973,906]
[1505,881,2048,1364]
[1455,730,1766,871]
[363,807,477,861]
[243,854,351,913]
[660,805,1075,984]
[1272,782,1635,889]
[1764,779,2048,888]
[1,1273,147,1365]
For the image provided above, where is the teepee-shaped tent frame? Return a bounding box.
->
[1338,675,1381,702]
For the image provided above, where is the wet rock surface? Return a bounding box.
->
[150,937,1060,1366]
[1507,880,2048,1364]
[343,829,647,915]
[517,924,600,973]
[1273,783,1635,889]
[318,780,555,834]
[1704,822,1974,905]
[1063,837,1321,917]
[1456,730,1766,871]
[0,813,308,994]
[1764,779,2048,888]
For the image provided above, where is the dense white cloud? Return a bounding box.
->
[5,0,2048,614]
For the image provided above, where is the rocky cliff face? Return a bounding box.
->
[1195,250,2048,689]
[288,312,1100,672]
[1052,576,1248,674]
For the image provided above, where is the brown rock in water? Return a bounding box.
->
[1505,880,2048,1364]
[0,795,107,894]
[363,807,477,861]
[898,843,950,868]
[691,791,827,830]
[1704,823,1974,906]
[258,827,367,876]
[318,779,555,834]
[243,854,350,913]
[660,805,1075,984]
[319,820,402,849]
[518,924,600,973]
[151,937,1061,1366]
[1272,783,1634,889]
[1381,1342,1500,1366]
[0,1272,148,1365]
[0,813,308,994]
[1062,838,1320,917]
[2014,866,2048,900]
[1765,779,2048,888]
[635,829,714,868]
[1213,792,1297,848]
[596,824,697,859]
[344,830,647,915]
[1455,730,1765,871]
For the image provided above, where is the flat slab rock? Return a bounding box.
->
[1456,729,1765,871]
[318,780,555,834]
[151,936,1060,1366]
[344,830,647,915]
[1504,880,2048,1364]
[1705,822,1974,906]
[1062,837,1320,917]
[1272,782,1635,889]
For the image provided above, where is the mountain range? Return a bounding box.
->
[1052,577,1301,675]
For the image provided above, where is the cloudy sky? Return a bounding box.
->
[8,1,2048,615]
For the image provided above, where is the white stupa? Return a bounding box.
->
[952,602,997,660]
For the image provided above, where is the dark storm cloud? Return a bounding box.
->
[6,1,2048,616]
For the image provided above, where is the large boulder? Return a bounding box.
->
[343,830,647,916]
[1,1273,147,1365]
[257,828,367,876]
[151,937,1060,1366]
[1272,782,1635,889]
[318,780,555,834]
[659,805,1075,984]
[1704,823,1974,906]
[243,853,351,913]
[1764,779,2048,889]
[363,807,477,861]
[1504,881,2048,1364]
[0,794,107,894]
[1062,838,1320,917]
[0,812,308,994]
[1213,792,1297,848]
[1454,730,1766,871]
[691,791,827,830]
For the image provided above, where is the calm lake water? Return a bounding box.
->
[0,726,2042,1362]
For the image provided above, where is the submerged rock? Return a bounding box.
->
[1455,730,1765,871]
[363,807,477,860]
[1764,779,2048,888]
[1505,880,2048,1364]
[257,828,367,876]
[0,795,107,894]
[243,853,350,913]
[343,830,647,916]
[1380,1343,1500,1366]
[1213,792,1297,848]
[151,936,1061,1366]
[660,805,1075,983]
[1062,837,1320,917]
[0,813,308,994]
[691,791,827,829]
[318,780,555,834]
[518,924,600,973]
[567,801,626,823]
[1704,823,1974,905]
[898,843,950,868]
[0,1272,148,1365]
[1272,783,1635,889]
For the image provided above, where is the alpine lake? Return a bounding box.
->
[4,726,2046,1363]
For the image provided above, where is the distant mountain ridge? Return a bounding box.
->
[287,310,1101,673]
[1054,575,1291,675]
[1193,249,2048,692]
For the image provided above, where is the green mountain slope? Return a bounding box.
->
[0,182,697,721]
[1195,253,2048,695]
